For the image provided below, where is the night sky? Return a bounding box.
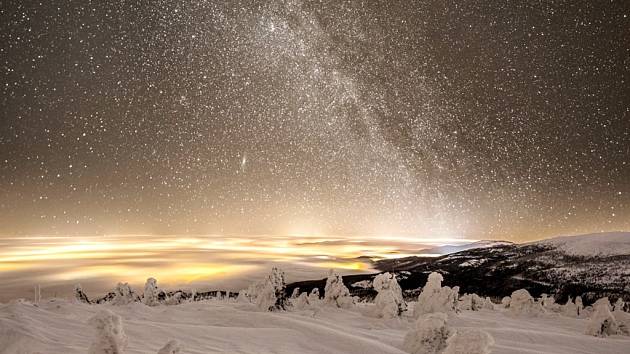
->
[1,1,629,240]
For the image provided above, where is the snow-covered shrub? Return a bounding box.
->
[324,270,353,308]
[414,272,459,317]
[540,294,560,313]
[613,298,626,312]
[612,299,630,335]
[482,297,495,310]
[457,294,472,311]
[142,278,160,306]
[575,296,584,317]
[164,291,185,306]
[88,309,128,354]
[240,279,266,303]
[585,297,620,337]
[500,296,511,308]
[290,287,300,299]
[443,328,494,354]
[74,284,91,304]
[458,293,484,311]
[308,288,321,304]
[562,297,578,318]
[508,289,543,316]
[157,340,182,354]
[293,292,310,310]
[255,267,287,311]
[403,312,452,354]
[111,282,138,305]
[612,307,630,336]
[373,272,406,318]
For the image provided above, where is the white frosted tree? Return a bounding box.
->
[403,312,452,354]
[293,292,310,310]
[236,289,250,303]
[540,294,560,313]
[324,270,353,308]
[500,296,511,308]
[508,289,543,316]
[255,267,287,311]
[88,309,128,354]
[575,296,584,317]
[373,272,406,318]
[443,328,494,354]
[613,298,626,312]
[308,288,320,303]
[111,282,137,305]
[414,272,459,317]
[612,299,630,336]
[157,340,182,354]
[74,284,91,304]
[142,278,160,306]
[562,297,579,318]
[459,293,485,311]
[482,297,495,310]
[585,297,620,337]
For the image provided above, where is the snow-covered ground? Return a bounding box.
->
[1,298,629,354]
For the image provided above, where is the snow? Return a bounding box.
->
[537,232,630,257]
[2,298,630,354]
[157,340,182,354]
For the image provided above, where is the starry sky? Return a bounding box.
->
[1,1,629,241]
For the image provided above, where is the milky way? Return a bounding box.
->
[1,1,629,240]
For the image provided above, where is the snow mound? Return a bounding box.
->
[403,312,451,354]
[443,328,494,354]
[88,309,128,354]
[538,232,630,257]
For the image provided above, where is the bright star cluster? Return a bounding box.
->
[1,1,628,240]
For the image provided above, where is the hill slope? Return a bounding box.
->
[289,232,630,304]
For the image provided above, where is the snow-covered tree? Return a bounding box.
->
[585,297,620,337]
[255,267,287,311]
[308,288,320,303]
[111,282,138,305]
[88,309,128,354]
[500,296,511,308]
[236,290,249,303]
[508,289,543,316]
[142,278,160,306]
[165,291,185,306]
[613,298,626,312]
[612,299,630,335]
[482,297,495,311]
[290,287,300,299]
[575,296,584,317]
[562,297,579,318]
[293,292,310,310]
[540,294,560,313]
[74,284,91,304]
[403,312,452,354]
[458,293,484,311]
[324,270,353,308]
[157,340,182,354]
[443,328,494,354]
[372,272,406,318]
[414,272,459,317]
